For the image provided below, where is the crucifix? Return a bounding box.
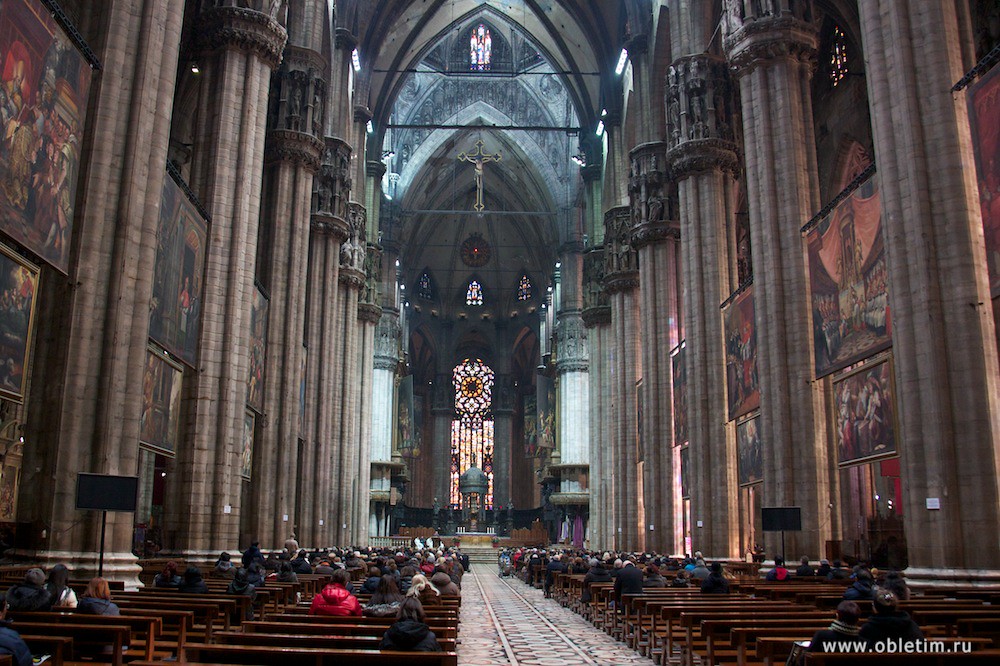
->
[458,139,502,212]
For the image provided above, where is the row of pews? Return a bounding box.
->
[531,564,1000,666]
[0,570,460,665]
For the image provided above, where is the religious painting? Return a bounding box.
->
[834,356,897,466]
[680,445,690,499]
[523,393,537,456]
[0,242,38,402]
[411,389,423,458]
[245,284,269,413]
[149,170,208,366]
[241,409,254,481]
[140,344,183,456]
[398,375,415,455]
[0,463,18,520]
[671,343,687,446]
[0,0,92,273]
[806,174,891,377]
[723,285,760,421]
[968,63,1000,296]
[736,416,762,486]
[537,374,555,454]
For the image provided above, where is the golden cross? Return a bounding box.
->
[458,140,502,212]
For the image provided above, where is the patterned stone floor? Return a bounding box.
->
[458,568,656,665]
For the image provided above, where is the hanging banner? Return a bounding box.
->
[140,344,183,456]
[806,173,891,377]
[398,375,415,456]
[736,415,762,486]
[523,393,537,456]
[671,343,687,446]
[246,284,269,413]
[723,285,760,421]
[0,0,93,273]
[834,356,897,466]
[968,63,1000,296]
[536,374,555,454]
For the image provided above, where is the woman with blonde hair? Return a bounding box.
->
[406,573,441,607]
[77,578,120,616]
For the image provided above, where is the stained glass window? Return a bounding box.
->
[470,24,492,72]
[466,279,483,306]
[449,359,495,508]
[517,275,532,301]
[417,272,434,300]
[829,26,848,87]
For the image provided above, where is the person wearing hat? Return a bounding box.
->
[5,568,52,612]
[700,562,730,594]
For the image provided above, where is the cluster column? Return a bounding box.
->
[724,1,831,557]
[629,142,682,554]
[666,53,742,558]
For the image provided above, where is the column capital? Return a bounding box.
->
[555,312,589,374]
[366,160,387,179]
[603,206,639,293]
[334,27,358,52]
[629,141,681,248]
[723,2,818,78]
[374,310,401,368]
[310,213,350,242]
[199,5,287,70]
[665,54,740,175]
[493,374,516,414]
[581,164,602,183]
[354,105,374,125]
[358,302,382,324]
[582,246,610,326]
[314,137,353,218]
[265,130,323,172]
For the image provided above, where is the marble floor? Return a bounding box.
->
[458,568,656,666]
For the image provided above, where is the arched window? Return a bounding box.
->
[829,25,848,87]
[517,274,532,301]
[450,359,495,508]
[417,271,434,300]
[466,279,484,306]
[470,24,493,71]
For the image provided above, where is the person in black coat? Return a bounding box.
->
[4,569,53,612]
[808,601,861,653]
[816,559,832,579]
[544,554,565,598]
[242,541,263,568]
[843,569,876,601]
[581,560,612,603]
[178,566,208,594]
[0,598,31,666]
[795,556,815,577]
[379,598,442,652]
[613,561,644,603]
[858,589,923,648]
[700,562,730,594]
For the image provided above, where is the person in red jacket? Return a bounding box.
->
[309,569,362,616]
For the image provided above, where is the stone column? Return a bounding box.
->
[724,1,830,558]
[167,3,286,556]
[582,247,611,549]
[431,374,455,507]
[492,373,515,513]
[604,205,642,551]
[370,310,400,538]
[18,0,184,578]
[302,137,351,548]
[858,2,1000,576]
[666,53,742,559]
[354,241,381,545]
[252,51,324,546]
[629,141,683,554]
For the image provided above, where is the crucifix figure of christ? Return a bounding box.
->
[458,139,502,212]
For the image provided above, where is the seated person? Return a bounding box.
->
[226,568,257,621]
[859,589,923,647]
[843,569,876,601]
[808,601,861,653]
[364,575,404,617]
[178,566,208,593]
[5,569,53,612]
[795,556,815,577]
[77,578,121,616]
[362,565,383,594]
[0,595,32,666]
[765,556,789,581]
[700,562,730,594]
[154,561,182,588]
[379,598,442,652]
[46,564,78,608]
[309,569,362,616]
[406,574,441,607]
[213,552,235,578]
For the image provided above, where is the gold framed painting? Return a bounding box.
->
[0,242,39,402]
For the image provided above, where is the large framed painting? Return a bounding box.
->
[0,463,19,521]
[680,445,690,499]
[246,284,269,413]
[834,356,897,466]
[0,242,38,402]
[241,409,254,481]
[523,393,537,456]
[537,374,555,454]
[969,63,1000,296]
[671,343,687,446]
[723,285,760,421]
[0,0,93,273]
[397,375,415,455]
[806,173,891,377]
[140,344,183,456]
[149,170,208,366]
[736,415,762,486]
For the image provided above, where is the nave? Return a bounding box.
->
[460,569,653,666]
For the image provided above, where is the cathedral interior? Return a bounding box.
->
[0,0,997,585]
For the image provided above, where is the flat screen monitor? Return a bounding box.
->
[761,506,802,532]
[75,473,139,512]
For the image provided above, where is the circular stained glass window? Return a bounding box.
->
[461,233,491,267]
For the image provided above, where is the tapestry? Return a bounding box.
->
[969,63,1000,296]
[0,0,92,273]
[736,416,762,486]
[140,345,183,456]
[806,174,891,377]
[246,284,268,413]
[149,170,208,366]
[398,375,415,455]
[536,374,555,454]
[834,357,897,466]
[680,445,689,499]
[723,285,760,421]
[671,343,687,446]
[241,409,254,480]
[0,463,17,520]
[0,242,37,402]
[523,393,537,456]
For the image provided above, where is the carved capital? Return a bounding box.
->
[604,272,640,294]
[339,266,366,290]
[628,141,679,237]
[354,105,373,124]
[493,374,516,413]
[604,206,637,279]
[358,302,382,324]
[667,138,740,179]
[581,306,612,328]
[582,246,608,312]
[375,311,401,361]
[199,5,287,70]
[666,54,738,151]
[366,160,387,179]
[632,220,681,249]
[313,136,353,217]
[334,27,358,52]
[724,5,819,78]
[554,313,588,373]
[310,213,350,242]
[265,130,323,172]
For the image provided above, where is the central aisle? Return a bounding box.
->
[458,568,657,666]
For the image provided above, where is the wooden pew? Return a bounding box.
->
[212,630,458,651]
[11,622,130,666]
[8,611,161,661]
[803,649,1000,665]
[242,620,458,641]
[20,635,72,666]
[179,643,459,665]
